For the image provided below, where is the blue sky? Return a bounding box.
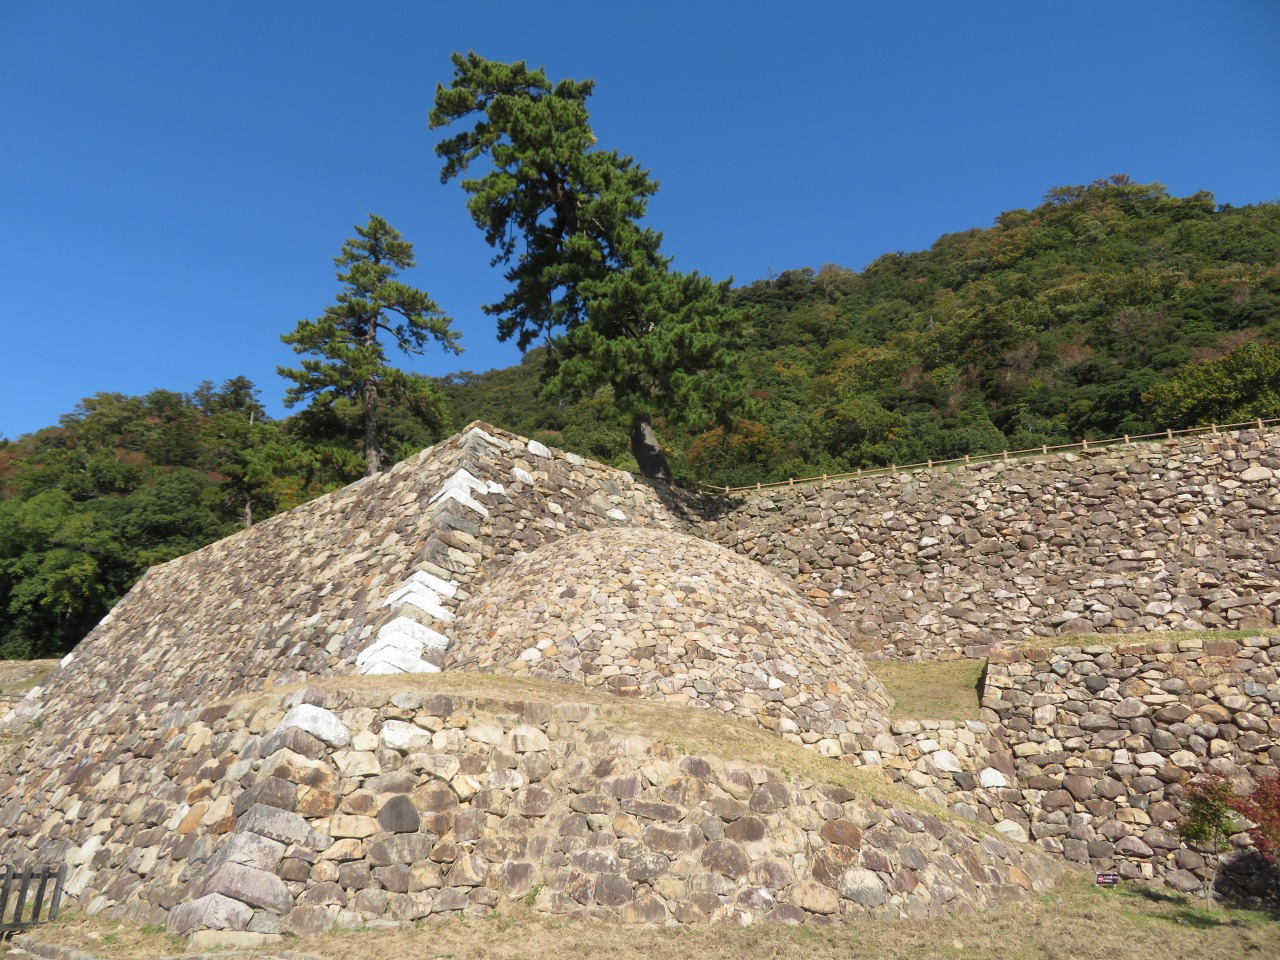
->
[1,1,1277,439]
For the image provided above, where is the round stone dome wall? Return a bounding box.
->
[448,527,892,752]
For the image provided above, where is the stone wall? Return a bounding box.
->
[8,424,684,735]
[0,679,1056,942]
[3,421,1277,928]
[448,527,893,753]
[979,634,1279,894]
[704,428,1280,659]
[850,719,1021,841]
[822,635,1279,896]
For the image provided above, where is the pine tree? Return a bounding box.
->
[279,215,459,476]
[430,53,742,479]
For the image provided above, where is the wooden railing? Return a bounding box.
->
[0,864,66,939]
[698,417,1280,496]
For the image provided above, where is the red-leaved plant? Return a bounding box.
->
[1231,770,1280,864]
[1178,769,1280,901]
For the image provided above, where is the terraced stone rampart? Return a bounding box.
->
[0,679,1057,941]
[704,427,1280,659]
[2,422,1277,933]
[981,634,1279,896]
[6,424,682,732]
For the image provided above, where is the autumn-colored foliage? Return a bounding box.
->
[1232,770,1280,864]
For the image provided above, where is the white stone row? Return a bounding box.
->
[357,616,451,675]
[356,457,509,675]
[384,581,455,620]
[464,426,512,452]
[428,467,506,517]
[357,562,464,675]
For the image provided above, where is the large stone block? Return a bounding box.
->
[367,833,436,866]
[209,831,286,873]
[235,804,312,846]
[838,867,888,907]
[205,861,294,913]
[168,893,253,934]
[275,704,351,749]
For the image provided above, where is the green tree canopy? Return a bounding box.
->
[430,53,743,479]
[279,215,459,476]
[1142,340,1280,428]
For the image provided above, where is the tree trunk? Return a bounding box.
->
[630,418,671,482]
[363,377,381,477]
[243,498,253,529]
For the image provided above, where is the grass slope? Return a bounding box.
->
[20,873,1277,960]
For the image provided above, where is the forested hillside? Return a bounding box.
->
[0,379,449,659]
[3,176,1278,658]
[441,176,1280,486]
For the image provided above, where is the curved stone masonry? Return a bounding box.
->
[2,420,1277,932]
[3,681,1058,938]
[704,428,1280,660]
[3,423,683,734]
[448,527,894,753]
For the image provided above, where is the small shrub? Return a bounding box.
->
[1178,773,1242,902]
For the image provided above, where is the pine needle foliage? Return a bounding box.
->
[430,53,744,479]
[279,215,459,476]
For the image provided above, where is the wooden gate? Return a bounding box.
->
[0,864,66,938]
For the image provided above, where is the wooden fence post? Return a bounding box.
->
[0,864,12,924]
[12,866,32,930]
[0,863,67,932]
[49,864,66,922]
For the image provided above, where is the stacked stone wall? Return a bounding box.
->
[448,527,893,754]
[704,428,1280,659]
[3,422,1278,927]
[979,634,1279,894]
[850,719,1021,840]
[0,681,1055,942]
[9,424,683,736]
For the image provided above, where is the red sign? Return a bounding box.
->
[1095,873,1120,886]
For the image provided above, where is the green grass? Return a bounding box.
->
[868,658,986,720]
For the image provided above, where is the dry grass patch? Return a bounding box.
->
[22,873,1277,960]
[250,672,951,818]
[1010,627,1278,651]
[0,659,56,695]
[868,658,985,721]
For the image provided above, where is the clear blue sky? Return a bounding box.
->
[2,1,1277,439]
